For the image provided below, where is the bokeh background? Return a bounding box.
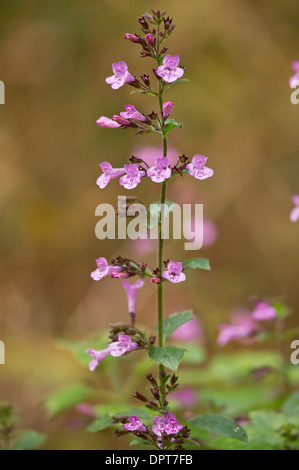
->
[0,0,299,449]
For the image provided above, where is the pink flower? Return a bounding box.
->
[163,101,174,118]
[124,416,146,432]
[112,115,131,126]
[119,164,145,189]
[105,61,135,90]
[156,55,184,83]
[171,388,198,408]
[171,316,204,343]
[96,116,121,128]
[186,155,214,180]
[86,334,138,371]
[120,105,147,122]
[111,272,130,279]
[151,277,161,284]
[96,162,126,189]
[109,333,139,357]
[145,34,155,44]
[76,403,96,417]
[289,61,299,88]
[251,301,276,321]
[124,34,140,43]
[122,279,144,317]
[147,157,171,183]
[162,261,186,283]
[152,412,183,436]
[202,219,218,247]
[290,195,299,222]
[86,347,111,371]
[90,257,122,280]
[217,311,259,346]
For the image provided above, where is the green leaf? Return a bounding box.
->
[12,430,46,450]
[44,383,92,417]
[149,346,186,371]
[163,119,183,136]
[130,89,158,97]
[86,415,114,432]
[164,78,189,93]
[130,438,151,446]
[189,414,248,442]
[282,392,299,419]
[182,258,211,271]
[154,310,193,340]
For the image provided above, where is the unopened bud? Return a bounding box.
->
[124,33,140,43]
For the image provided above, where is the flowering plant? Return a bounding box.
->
[42,10,299,452]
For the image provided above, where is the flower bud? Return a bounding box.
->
[141,74,150,87]
[124,33,140,43]
[151,388,160,400]
[133,391,148,403]
[145,34,155,45]
[162,101,174,119]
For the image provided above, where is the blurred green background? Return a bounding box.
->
[0,0,299,449]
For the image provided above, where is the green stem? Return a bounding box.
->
[156,65,168,409]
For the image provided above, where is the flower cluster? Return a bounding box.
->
[96,154,213,190]
[217,301,277,346]
[120,412,188,450]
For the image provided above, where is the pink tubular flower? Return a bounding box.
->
[90,257,122,281]
[152,412,183,436]
[124,33,140,43]
[186,155,214,180]
[96,162,126,189]
[105,61,135,90]
[122,279,144,317]
[124,416,146,432]
[162,261,186,283]
[86,347,111,371]
[251,301,276,321]
[120,105,147,122]
[217,311,259,346]
[147,157,171,183]
[289,61,299,88]
[86,334,138,371]
[290,195,299,222]
[119,164,145,189]
[96,116,121,128]
[112,115,131,126]
[171,316,204,343]
[156,55,184,83]
[109,334,138,357]
[163,101,174,118]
